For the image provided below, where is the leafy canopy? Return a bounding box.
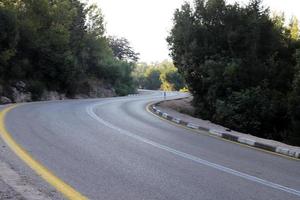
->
[168,0,300,144]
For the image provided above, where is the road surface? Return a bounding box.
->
[3,91,300,200]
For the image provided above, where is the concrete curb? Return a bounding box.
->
[150,105,300,160]
[127,94,140,97]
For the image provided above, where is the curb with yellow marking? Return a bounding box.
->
[0,104,88,200]
[146,102,300,161]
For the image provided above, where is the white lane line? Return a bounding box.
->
[86,102,300,197]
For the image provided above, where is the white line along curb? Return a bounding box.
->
[187,123,199,129]
[276,147,290,155]
[209,129,223,137]
[172,118,181,124]
[275,147,300,158]
[162,113,169,119]
[238,138,256,146]
[294,151,300,158]
[288,149,300,158]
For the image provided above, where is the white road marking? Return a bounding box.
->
[87,102,300,197]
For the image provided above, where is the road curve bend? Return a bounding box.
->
[2,91,300,200]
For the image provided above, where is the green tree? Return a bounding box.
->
[289,16,299,40]
[132,61,185,91]
[145,68,162,90]
[288,50,300,145]
[168,0,300,144]
[0,7,18,80]
[165,70,185,91]
[0,0,137,100]
[158,61,185,91]
[108,36,139,62]
[86,4,105,38]
[132,62,148,88]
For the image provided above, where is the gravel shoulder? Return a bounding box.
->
[0,106,65,200]
[0,179,24,200]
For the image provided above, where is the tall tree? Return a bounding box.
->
[0,0,138,101]
[85,4,105,37]
[108,36,139,62]
[0,7,18,79]
[289,16,300,40]
[288,50,300,145]
[168,0,300,144]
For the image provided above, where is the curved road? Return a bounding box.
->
[3,91,300,200]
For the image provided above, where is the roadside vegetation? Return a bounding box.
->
[0,0,138,102]
[133,60,186,91]
[168,0,300,145]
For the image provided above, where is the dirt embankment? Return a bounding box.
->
[157,96,195,116]
[0,80,116,104]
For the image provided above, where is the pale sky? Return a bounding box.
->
[90,0,300,63]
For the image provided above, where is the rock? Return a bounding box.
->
[87,80,116,98]
[11,87,31,103]
[41,91,59,101]
[41,91,66,101]
[15,81,26,91]
[74,79,116,98]
[0,96,12,104]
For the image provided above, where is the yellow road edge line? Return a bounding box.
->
[145,102,300,161]
[0,105,88,200]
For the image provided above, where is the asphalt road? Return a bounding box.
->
[4,91,300,200]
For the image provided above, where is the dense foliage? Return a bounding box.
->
[133,60,185,91]
[108,36,140,62]
[0,0,137,100]
[168,0,300,145]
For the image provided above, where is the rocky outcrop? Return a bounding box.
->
[41,91,66,101]
[75,79,116,98]
[11,87,31,103]
[0,80,117,105]
[0,96,12,104]
[0,84,12,104]
[86,83,116,98]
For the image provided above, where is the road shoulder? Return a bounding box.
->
[148,97,300,160]
[0,177,24,200]
[0,106,65,200]
[0,136,64,200]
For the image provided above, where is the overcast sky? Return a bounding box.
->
[90,0,300,63]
